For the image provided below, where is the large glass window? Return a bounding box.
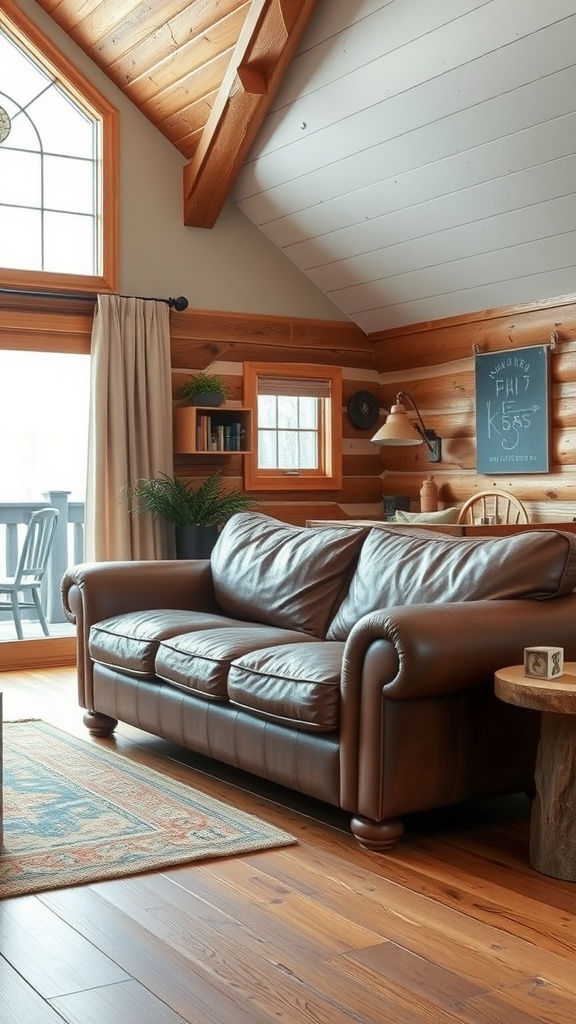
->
[0,1,118,292]
[0,349,90,503]
[0,299,92,665]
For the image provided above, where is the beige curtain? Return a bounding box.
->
[85,294,174,560]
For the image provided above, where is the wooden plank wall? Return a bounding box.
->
[5,293,575,529]
[371,296,576,518]
[170,308,384,525]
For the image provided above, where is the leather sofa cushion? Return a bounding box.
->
[155,626,315,700]
[227,642,344,731]
[327,526,576,640]
[210,512,366,638]
[89,609,260,678]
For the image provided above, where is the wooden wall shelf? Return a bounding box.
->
[173,405,252,455]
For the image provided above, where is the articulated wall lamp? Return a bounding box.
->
[371,390,442,463]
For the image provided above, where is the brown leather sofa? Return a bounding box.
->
[62,513,576,851]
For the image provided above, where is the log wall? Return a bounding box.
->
[170,307,384,525]
[370,296,576,518]
[4,292,575,527]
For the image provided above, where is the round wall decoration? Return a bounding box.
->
[347,390,380,430]
[0,106,11,144]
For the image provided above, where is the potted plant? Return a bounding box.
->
[124,471,258,558]
[180,371,230,407]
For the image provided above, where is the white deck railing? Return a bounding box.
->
[0,491,84,624]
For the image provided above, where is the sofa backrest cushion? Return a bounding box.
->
[211,513,367,638]
[327,525,576,641]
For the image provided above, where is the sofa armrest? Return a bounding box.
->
[339,596,576,810]
[62,559,218,710]
[343,597,576,702]
[62,559,217,625]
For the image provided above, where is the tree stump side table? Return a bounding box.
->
[495,664,576,881]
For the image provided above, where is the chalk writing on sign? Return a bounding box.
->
[474,345,549,474]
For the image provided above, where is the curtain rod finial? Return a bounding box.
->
[169,296,188,311]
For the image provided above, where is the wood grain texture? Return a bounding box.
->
[4,291,576,537]
[31,0,320,225]
[0,897,129,998]
[2,667,576,1024]
[376,297,576,516]
[372,298,576,372]
[170,307,370,364]
[170,307,377,514]
[495,666,576,882]
[495,667,576,714]
[531,712,576,881]
[0,297,376,524]
[184,0,320,224]
[50,979,191,1024]
[0,957,66,1024]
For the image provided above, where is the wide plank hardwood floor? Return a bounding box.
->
[1,666,576,1024]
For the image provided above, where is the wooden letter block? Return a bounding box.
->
[524,647,564,680]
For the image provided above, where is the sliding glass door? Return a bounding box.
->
[0,297,92,668]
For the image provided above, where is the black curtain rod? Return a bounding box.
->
[0,288,189,310]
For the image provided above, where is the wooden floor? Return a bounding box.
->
[1,668,576,1024]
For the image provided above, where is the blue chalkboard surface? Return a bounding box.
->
[475,345,550,474]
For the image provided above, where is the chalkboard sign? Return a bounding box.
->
[475,345,550,474]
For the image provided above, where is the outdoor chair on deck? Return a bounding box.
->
[0,507,59,639]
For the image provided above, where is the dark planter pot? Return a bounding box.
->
[192,391,224,407]
[175,525,219,559]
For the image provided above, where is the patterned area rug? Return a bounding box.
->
[0,720,295,899]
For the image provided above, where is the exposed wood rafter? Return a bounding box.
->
[183,0,318,228]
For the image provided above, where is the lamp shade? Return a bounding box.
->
[371,401,423,446]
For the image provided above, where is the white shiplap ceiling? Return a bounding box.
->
[232,0,576,334]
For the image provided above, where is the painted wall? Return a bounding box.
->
[16,0,347,321]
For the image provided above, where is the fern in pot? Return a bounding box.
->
[180,371,230,407]
[125,471,258,558]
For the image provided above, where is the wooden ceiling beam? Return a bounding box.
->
[183,0,318,229]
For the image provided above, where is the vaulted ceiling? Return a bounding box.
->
[33,0,319,228]
[35,0,576,335]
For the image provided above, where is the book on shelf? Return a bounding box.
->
[191,412,247,452]
[194,413,212,451]
[230,421,242,451]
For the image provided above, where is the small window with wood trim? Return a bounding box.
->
[243,362,342,491]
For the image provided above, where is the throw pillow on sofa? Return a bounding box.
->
[393,507,459,524]
[327,526,576,640]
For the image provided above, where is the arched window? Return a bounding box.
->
[0,0,118,294]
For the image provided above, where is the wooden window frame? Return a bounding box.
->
[0,0,119,296]
[0,296,92,669]
[243,362,343,491]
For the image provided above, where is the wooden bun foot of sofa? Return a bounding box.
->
[350,816,405,852]
[83,710,118,737]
